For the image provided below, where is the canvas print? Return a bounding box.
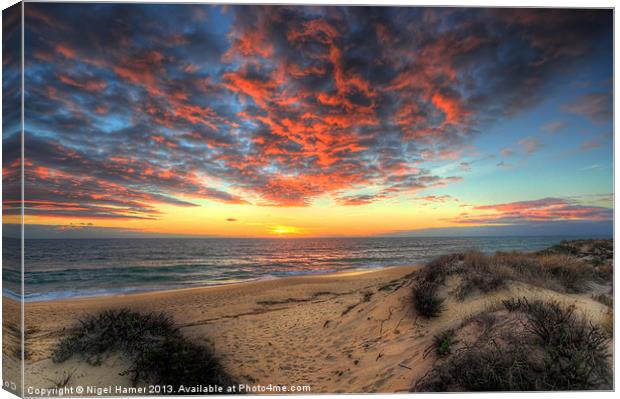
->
[1,1,614,396]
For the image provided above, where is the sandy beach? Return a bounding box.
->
[3,254,611,394]
[13,265,423,393]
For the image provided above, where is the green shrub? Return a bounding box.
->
[433,329,456,357]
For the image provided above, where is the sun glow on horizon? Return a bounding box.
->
[268,225,304,236]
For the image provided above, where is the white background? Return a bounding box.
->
[0,1,617,398]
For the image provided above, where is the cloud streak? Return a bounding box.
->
[449,197,612,225]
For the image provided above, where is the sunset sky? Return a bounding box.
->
[2,4,613,238]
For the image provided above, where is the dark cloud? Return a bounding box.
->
[459,162,472,172]
[2,3,22,209]
[380,220,613,237]
[496,161,513,170]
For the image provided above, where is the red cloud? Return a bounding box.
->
[337,193,389,206]
[58,74,107,92]
[20,5,611,217]
[451,197,612,225]
[112,51,166,96]
[432,92,467,125]
[55,44,76,58]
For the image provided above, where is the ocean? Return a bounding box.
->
[1,236,604,301]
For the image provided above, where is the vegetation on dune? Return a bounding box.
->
[412,240,612,315]
[431,329,456,358]
[412,280,445,318]
[539,239,613,280]
[592,292,613,307]
[455,251,506,300]
[414,298,612,391]
[537,255,594,292]
[52,309,235,392]
[601,308,613,338]
[475,251,596,294]
[411,240,613,391]
[539,239,613,260]
[411,254,458,318]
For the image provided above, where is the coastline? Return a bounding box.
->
[7,264,418,304]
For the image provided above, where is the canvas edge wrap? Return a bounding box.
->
[2,1,24,397]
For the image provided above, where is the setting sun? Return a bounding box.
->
[269,225,303,236]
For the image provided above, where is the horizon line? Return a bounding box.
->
[6,233,613,240]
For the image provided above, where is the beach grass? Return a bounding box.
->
[412,242,607,305]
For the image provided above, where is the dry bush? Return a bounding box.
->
[503,298,611,389]
[537,255,593,293]
[492,251,538,277]
[455,251,506,300]
[455,273,505,301]
[592,293,613,307]
[411,254,461,318]
[601,308,613,338]
[52,309,235,391]
[595,263,613,281]
[485,251,595,293]
[451,251,508,300]
[415,298,612,391]
[419,253,462,284]
[415,332,540,391]
[413,280,444,318]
